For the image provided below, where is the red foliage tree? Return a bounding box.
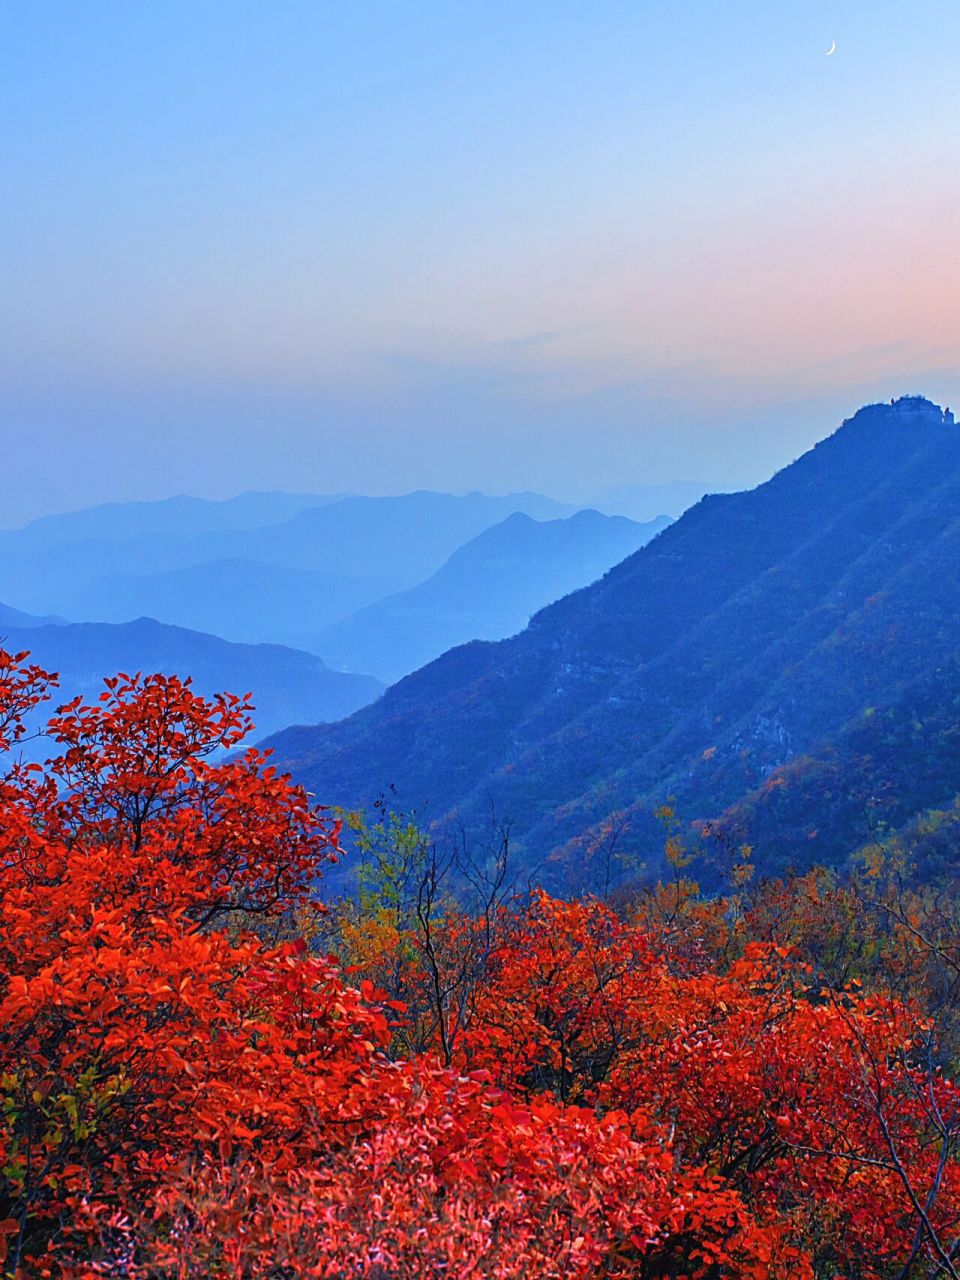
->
[1,649,959,1278]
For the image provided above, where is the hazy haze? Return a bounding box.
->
[2,1,958,524]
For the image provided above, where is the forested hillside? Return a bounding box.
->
[264,397,960,885]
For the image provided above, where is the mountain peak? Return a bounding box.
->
[845,395,954,430]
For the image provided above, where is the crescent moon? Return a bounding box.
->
[825,40,837,55]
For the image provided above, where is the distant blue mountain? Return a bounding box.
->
[0,600,65,630]
[315,509,672,683]
[64,559,395,650]
[1,617,383,762]
[2,490,346,550]
[200,491,581,585]
[0,491,578,638]
[591,480,712,521]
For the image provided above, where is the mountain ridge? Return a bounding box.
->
[314,508,672,682]
[0,600,65,629]
[1,617,384,760]
[261,396,960,886]
[0,490,578,624]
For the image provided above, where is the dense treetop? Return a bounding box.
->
[4,652,960,1276]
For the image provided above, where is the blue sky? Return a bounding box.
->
[2,2,958,523]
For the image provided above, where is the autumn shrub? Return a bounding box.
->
[2,649,959,1278]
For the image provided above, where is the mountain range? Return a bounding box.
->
[4,491,347,550]
[0,615,383,760]
[261,396,960,889]
[0,491,579,648]
[314,510,672,683]
[0,601,64,629]
[68,560,396,651]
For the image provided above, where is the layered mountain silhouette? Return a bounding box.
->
[315,510,672,683]
[0,600,64,629]
[67,560,395,650]
[3,490,346,550]
[1,617,383,761]
[261,397,960,887]
[591,480,710,521]
[0,492,576,642]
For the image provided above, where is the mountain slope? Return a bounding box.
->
[701,652,960,882]
[261,397,960,885]
[315,510,672,683]
[2,618,383,760]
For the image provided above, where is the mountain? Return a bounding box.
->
[0,491,577,625]
[66,559,395,650]
[0,601,64,629]
[591,480,713,521]
[261,396,960,888]
[1,618,383,761]
[237,491,579,586]
[1,491,346,551]
[702,651,960,883]
[315,510,672,683]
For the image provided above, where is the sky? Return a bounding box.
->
[2,1,958,525]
